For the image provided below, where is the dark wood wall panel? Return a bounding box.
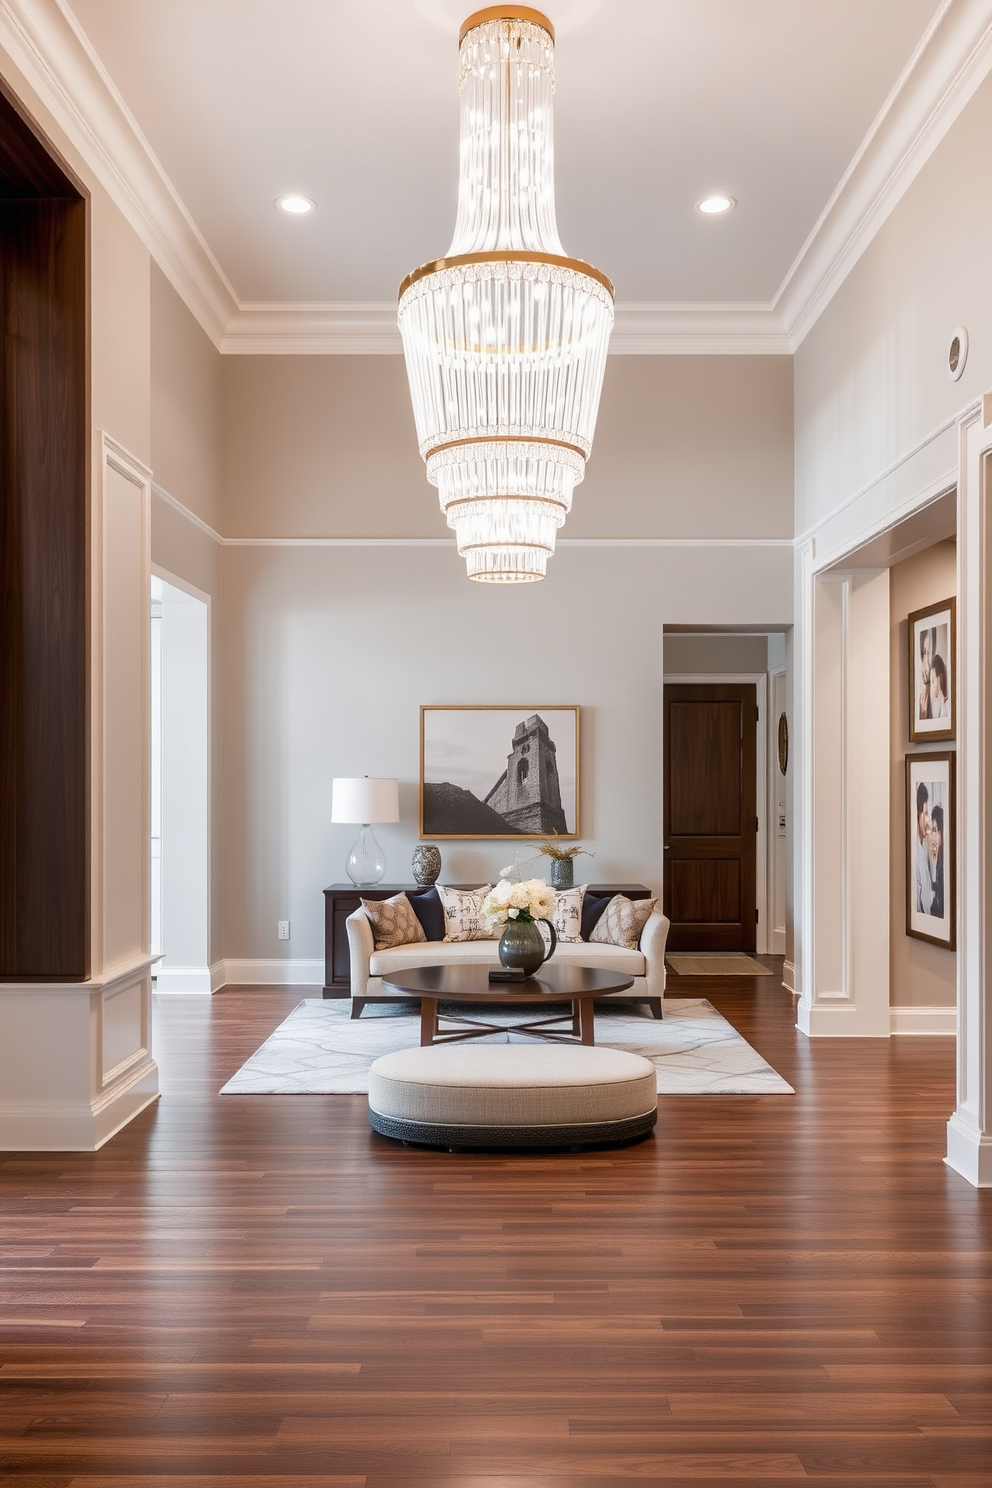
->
[0,91,88,980]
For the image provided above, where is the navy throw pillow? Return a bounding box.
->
[581,892,614,942]
[407,886,445,942]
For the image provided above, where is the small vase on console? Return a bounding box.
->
[498,918,557,976]
[549,858,573,888]
[412,844,441,886]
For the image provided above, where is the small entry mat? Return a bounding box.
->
[667,954,774,977]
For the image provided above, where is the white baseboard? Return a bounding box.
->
[890,1005,957,1035]
[220,958,324,987]
[782,959,797,994]
[153,964,214,994]
[0,1059,159,1151]
[796,997,890,1037]
[945,1113,992,1187]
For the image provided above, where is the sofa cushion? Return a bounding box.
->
[591,894,658,950]
[368,937,645,979]
[407,886,445,942]
[361,893,426,950]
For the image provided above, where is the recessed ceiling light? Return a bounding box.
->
[697,194,736,215]
[276,195,316,215]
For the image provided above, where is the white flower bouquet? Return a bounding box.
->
[483,877,557,926]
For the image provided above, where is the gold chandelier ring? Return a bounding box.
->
[399,251,614,301]
[459,7,555,45]
[442,494,568,514]
[425,434,588,462]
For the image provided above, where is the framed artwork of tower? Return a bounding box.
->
[420,706,580,839]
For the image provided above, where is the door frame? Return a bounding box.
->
[151,564,214,993]
[662,672,769,953]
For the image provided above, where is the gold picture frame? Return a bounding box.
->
[420,705,580,840]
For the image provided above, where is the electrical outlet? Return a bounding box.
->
[278,920,290,941]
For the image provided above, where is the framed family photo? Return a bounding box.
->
[906,751,955,949]
[420,705,580,839]
[909,597,955,742]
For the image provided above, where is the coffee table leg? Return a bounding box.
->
[578,998,595,1045]
[571,999,580,1038]
[420,997,438,1046]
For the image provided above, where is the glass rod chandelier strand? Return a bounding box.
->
[398,8,614,582]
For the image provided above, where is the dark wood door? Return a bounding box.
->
[663,684,757,952]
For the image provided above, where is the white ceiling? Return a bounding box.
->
[65,0,942,308]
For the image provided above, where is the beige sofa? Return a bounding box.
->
[345,905,671,1020]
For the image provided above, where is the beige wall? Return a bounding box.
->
[151,265,223,530]
[149,272,224,970]
[889,539,956,1010]
[795,72,992,538]
[222,354,795,540]
[221,543,793,963]
[219,350,795,964]
[663,634,769,675]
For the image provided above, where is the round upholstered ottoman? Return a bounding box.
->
[367,1044,657,1150]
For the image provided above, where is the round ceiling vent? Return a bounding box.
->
[948,326,968,382]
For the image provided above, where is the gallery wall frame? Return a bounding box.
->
[420,705,580,840]
[908,596,955,742]
[905,750,955,950]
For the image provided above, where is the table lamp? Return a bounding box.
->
[331,776,399,887]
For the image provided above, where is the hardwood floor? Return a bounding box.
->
[1,972,989,1487]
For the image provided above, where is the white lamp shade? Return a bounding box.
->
[331,777,399,824]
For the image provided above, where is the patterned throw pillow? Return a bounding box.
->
[550,885,587,944]
[589,894,657,950]
[361,893,426,950]
[436,884,496,942]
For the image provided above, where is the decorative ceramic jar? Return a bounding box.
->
[412,844,441,887]
[498,917,557,976]
[549,858,573,888]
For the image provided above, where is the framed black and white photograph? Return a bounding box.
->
[906,751,955,949]
[909,597,955,742]
[420,706,579,839]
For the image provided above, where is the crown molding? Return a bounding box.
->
[221,303,403,355]
[777,0,992,347]
[610,303,790,355]
[221,299,793,355]
[4,0,992,356]
[0,0,236,347]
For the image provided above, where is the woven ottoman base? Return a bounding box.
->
[368,1044,657,1151]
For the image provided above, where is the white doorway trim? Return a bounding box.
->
[151,566,213,993]
[662,672,769,955]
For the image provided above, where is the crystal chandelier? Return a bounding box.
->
[398,6,614,582]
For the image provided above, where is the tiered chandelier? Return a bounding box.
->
[398,5,614,582]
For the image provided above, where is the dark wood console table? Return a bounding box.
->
[322,882,652,998]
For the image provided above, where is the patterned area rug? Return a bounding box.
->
[667,955,774,976]
[220,997,793,1096]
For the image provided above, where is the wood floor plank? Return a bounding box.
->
[1,973,990,1485]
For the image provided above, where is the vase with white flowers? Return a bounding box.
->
[483,878,558,975]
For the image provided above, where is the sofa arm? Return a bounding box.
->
[640,911,670,999]
[345,907,375,1000]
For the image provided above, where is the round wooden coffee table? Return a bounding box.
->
[379,963,635,1047]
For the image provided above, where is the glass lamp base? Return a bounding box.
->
[346,824,387,888]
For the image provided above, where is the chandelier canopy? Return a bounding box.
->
[398,6,614,582]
